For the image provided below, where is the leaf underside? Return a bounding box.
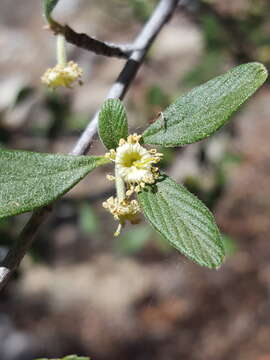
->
[43,0,60,21]
[0,149,107,218]
[138,174,225,268]
[142,62,268,147]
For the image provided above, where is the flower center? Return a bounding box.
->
[121,151,141,167]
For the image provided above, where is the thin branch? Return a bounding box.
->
[0,208,52,288]
[0,0,179,290]
[63,25,138,59]
[49,20,139,59]
[72,0,179,155]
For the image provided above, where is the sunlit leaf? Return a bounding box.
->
[0,149,108,218]
[142,62,268,146]
[98,98,128,150]
[138,174,225,268]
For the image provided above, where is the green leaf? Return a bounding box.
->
[138,174,225,268]
[142,62,268,147]
[0,149,108,219]
[36,356,90,360]
[43,0,60,21]
[98,98,128,150]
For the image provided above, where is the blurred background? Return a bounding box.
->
[1,0,270,359]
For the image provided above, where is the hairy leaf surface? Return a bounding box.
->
[138,175,225,268]
[0,149,107,218]
[142,62,268,146]
[98,98,128,150]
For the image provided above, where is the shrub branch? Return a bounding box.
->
[0,0,179,290]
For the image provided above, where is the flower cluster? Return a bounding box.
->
[102,197,141,236]
[103,134,163,235]
[105,134,162,195]
[41,61,83,89]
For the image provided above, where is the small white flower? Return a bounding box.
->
[116,142,153,183]
[109,134,162,193]
[41,61,83,89]
[103,196,141,236]
[103,133,163,236]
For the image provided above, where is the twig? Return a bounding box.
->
[0,0,179,290]
[0,208,52,288]
[72,0,179,155]
[49,20,139,59]
[63,25,139,59]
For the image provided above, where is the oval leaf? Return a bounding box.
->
[43,0,60,21]
[142,62,268,146]
[0,149,108,218]
[98,98,128,150]
[138,174,225,268]
[36,356,90,360]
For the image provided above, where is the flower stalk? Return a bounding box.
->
[57,34,67,66]
[115,167,126,203]
[41,31,83,89]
